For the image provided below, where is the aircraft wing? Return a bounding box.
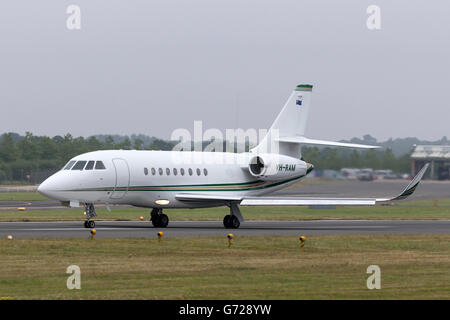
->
[176,163,429,206]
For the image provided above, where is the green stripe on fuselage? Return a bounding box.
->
[66,175,305,193]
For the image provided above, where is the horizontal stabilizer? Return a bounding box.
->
[277,136,379,149]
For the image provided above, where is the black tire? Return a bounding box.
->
[230,216,240,229]
[84,221,89,228]
[88,220,95,228]
[152,216,160,227]
[159,214,169,228]
[152,214,169,228]
[223,215,232,228]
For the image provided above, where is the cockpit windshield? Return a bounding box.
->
[72,161,87,170]
[95,161,106,170]
[63,160,76,170]
[85,161,95,170]
[64,160,106,171]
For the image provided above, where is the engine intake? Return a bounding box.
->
[249,156,265,175]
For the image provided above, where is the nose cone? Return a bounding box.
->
[37,173,66,200]
[37,178,51,198]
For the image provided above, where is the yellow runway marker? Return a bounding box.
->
[227,234,234,248]
[299,235,306,249]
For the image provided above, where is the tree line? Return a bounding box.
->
[0,132,173,183]
[0,132,411,183]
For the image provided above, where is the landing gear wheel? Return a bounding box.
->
[223,215,240,229]
[223,215,232,228]
[84,221,88,228]
[230,215,240,229]
[87,221,95,228]
[152,214,169,228]
[159,214,169,228]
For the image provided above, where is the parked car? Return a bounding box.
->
[357,168,374,181]
[340,168,361,180]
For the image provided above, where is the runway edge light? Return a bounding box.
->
[299,235,306,249]
[90,229,96,240]
[158,231,163,243]
[227,233,234,248]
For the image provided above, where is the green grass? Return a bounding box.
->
[0,235,449,299]
[1,199,450,222]
[0,192,49,201]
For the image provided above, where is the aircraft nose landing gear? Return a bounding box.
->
[84,220,96,228]
[150,208,169,228]
[84,203,97,228]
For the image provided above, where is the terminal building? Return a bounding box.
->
[411,145,450,180]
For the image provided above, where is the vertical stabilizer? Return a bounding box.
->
[252,84,313,157]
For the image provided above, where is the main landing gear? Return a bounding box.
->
[150,208,169,228]
[223,215,240,229]
[84,203,97,228]
[223,203,244,229]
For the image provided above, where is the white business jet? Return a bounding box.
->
[38,84,429,229]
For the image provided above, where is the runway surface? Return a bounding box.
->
[1,220,449,238]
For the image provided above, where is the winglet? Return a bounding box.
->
[380,163,430,202]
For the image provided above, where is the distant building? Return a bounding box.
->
[411,145,450,180]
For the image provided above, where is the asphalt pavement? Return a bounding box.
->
[1,220,449,238]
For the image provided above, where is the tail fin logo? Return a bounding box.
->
[296,96,303,106]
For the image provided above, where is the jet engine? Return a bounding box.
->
[247,153,309,181]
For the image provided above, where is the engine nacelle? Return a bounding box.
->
[248,153,309,181]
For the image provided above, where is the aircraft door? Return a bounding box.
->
[110,158,130,199]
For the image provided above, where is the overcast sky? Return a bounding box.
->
[0,1,449,141]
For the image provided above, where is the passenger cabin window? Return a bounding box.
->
[72,161,87,170]
[151,168,156,175]
[158,168,163,175]
[188,168,193,176]
[63,160,76,170]
[144,168,148,175]
[95,161,106,170]
[203,168,208,176]
[173,168,178,176]
[180,168,185,176]
[85,161,95,170]
[196,168,201,176]
[166,168,170,176]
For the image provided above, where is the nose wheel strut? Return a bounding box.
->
[84,203,97,228]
